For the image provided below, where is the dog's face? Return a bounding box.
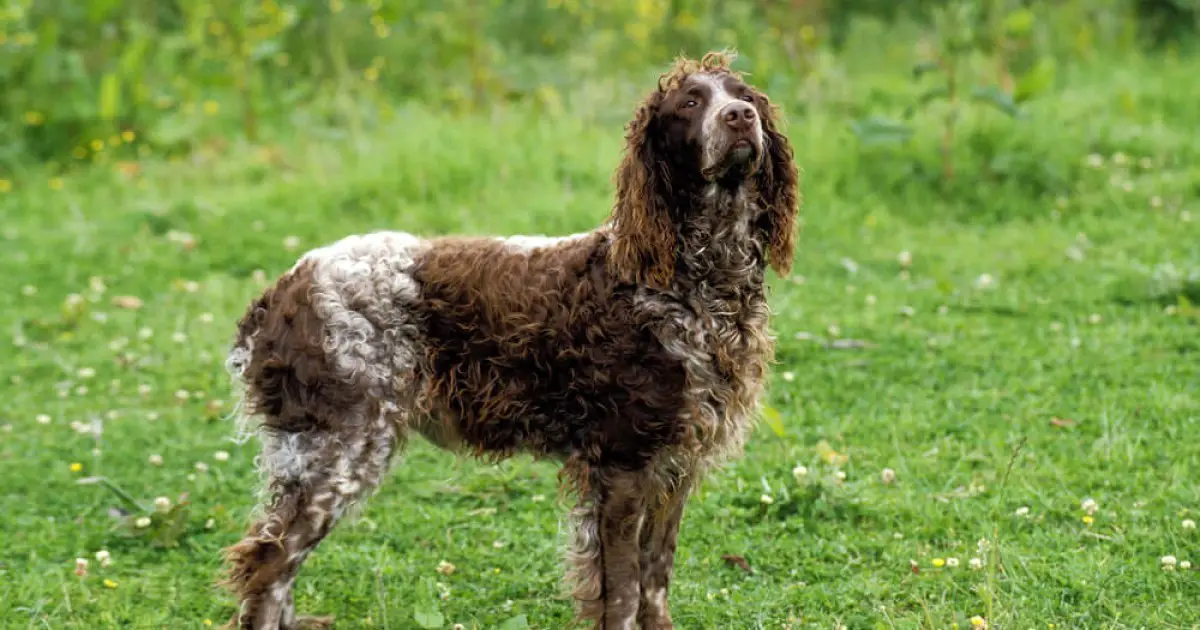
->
[656,71,766,183]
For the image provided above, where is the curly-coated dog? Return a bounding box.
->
[221,50,800,629]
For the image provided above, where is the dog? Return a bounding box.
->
[221,50,800,629]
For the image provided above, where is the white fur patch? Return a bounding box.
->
[497,231,594,251]
[303,231,428,397]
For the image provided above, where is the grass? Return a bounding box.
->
[1,48,1199,629]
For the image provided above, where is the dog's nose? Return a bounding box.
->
[722,102,757,131]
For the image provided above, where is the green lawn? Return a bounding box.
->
[1,51,1199,629]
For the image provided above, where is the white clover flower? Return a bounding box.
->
[946,557,960,568]
[171,331,187,343]
[969,557,984,570]
[897,251,913,268]
[1081,498,1099,515]
[214,450,230,462]
[194,461,209,473]
[148,454,164,466]
[760,494,774,505]
[1015,506,1030,518]
[792,465,808,482]
[154,496,171,512]
[1180,560,1192,570]
[135,516,151,529]
[36,414,51,425]
[95,549,111,567]
[880,468,896,485]
[74,558,89,577]
[1182,519,1196,530]
[1162,555,1178,571]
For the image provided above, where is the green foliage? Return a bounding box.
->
[851,0,1061,185]
[0,0,1183,173]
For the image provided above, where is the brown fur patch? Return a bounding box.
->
[412,234,689,470]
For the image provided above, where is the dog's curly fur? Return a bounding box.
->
[220,51,800,629]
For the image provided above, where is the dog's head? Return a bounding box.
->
[609,51,800,288]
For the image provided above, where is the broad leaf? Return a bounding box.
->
[1014,57,1056,103]
[413,606,444,629]
[850,117,914,146]
[500,615,530,630]
[971,86,1022,118]
[761,405,786,438]
[912,60,940,79]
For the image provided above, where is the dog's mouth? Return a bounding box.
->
[729,139,755,164]
[702,137,760,182]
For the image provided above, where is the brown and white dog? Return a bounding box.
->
[221,51,800,629]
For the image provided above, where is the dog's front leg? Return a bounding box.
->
[638,475,692,630]
[567,467,649,630]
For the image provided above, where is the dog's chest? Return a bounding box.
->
[643,284,771,462]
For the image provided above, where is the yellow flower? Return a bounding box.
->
[204,621,213,627]
[48,178,64,191]
[90,139,105,152]
[0,179,11,193]
[931,558,946,568]
[69,462,83,473]
[1082,515,1094,525]
[121,130,136,143]
[970,616,987,627]
[203,100,220,116]
[103,579,117,589]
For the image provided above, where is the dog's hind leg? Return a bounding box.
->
[222,404,401,629]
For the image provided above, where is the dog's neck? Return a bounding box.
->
[671,181,768,302]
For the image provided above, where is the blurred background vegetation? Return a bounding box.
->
[1,0,1198,195]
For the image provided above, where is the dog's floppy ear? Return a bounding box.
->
[607,90,676,289]
[753,93,801,277]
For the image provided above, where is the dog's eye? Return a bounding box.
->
[740,94,755,103]
[683,99,698,109]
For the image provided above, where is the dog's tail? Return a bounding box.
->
[224,285,273,444]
